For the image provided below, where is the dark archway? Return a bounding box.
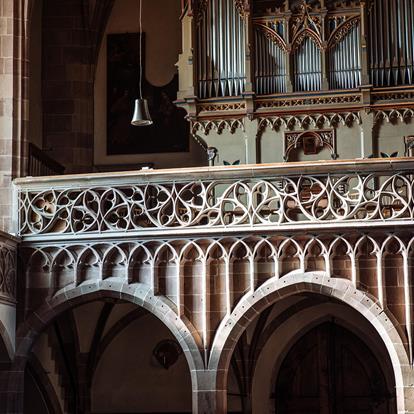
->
[275,321,396,414]
[8,284,203,414]
[22,298,193,413]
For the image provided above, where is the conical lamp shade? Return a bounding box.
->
[131,98,153,126]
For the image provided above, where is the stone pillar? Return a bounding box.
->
[244,118,258,164]
[0,0,29,232]
[0,232,19,414]
[396,384,414,414]
[192,369,227,414]
[359,109,375,158]
[177,13,196,100]
[0,356,26,414]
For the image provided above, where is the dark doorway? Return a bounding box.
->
[275,322,396,414]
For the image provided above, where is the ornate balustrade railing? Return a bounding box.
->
[13,159,414,241]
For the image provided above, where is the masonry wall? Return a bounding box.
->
[28,0,42,148]
[41,0,94,173]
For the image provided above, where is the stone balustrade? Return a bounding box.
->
[12,159,414,413]
[13,158,414,241]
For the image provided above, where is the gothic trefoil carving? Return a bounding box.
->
[375,108,414,124]
[257,112,361,135]
[191,118,245,135]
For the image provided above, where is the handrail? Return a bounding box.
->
[14,158,414,188]
[28,143,65,177]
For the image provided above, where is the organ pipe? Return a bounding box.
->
[194,1,414,99]
[197,0,246,99]
[254,27,287,95]
[329,23,361,89]
[293,37,322,92]
[370,0,414,86]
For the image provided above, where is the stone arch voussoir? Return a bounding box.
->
[208,272,411,412]
[9,281,205,412]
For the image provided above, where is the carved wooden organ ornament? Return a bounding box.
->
[187,0,414,98]
[284,129,337,160]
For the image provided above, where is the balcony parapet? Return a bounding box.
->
[0,231,19,304]
[13,158,414,242]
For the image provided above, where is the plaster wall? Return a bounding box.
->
[72,301,104,353]
[91,313,192,413]
[94,0,205,169]
[377,121,414,157]
[205,130,248,165]
[201,117,414,166]
[31,300,243,413]
[30,300,194,413]
[100,302,137,338]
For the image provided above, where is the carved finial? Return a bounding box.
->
[192,0,209,24]
[234,0,250,19]
[299,0,312,14]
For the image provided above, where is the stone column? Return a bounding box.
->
[0,355,26,414]
[0,0,29,232]
[192,369,227,414]
[177,11,197,117]
[244,118,258,164]
[359,109,375,158]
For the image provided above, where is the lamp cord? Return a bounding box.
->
[139,0,143,99]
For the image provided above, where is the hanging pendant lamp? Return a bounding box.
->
[131,98,152,126]
[131,0,152,126]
